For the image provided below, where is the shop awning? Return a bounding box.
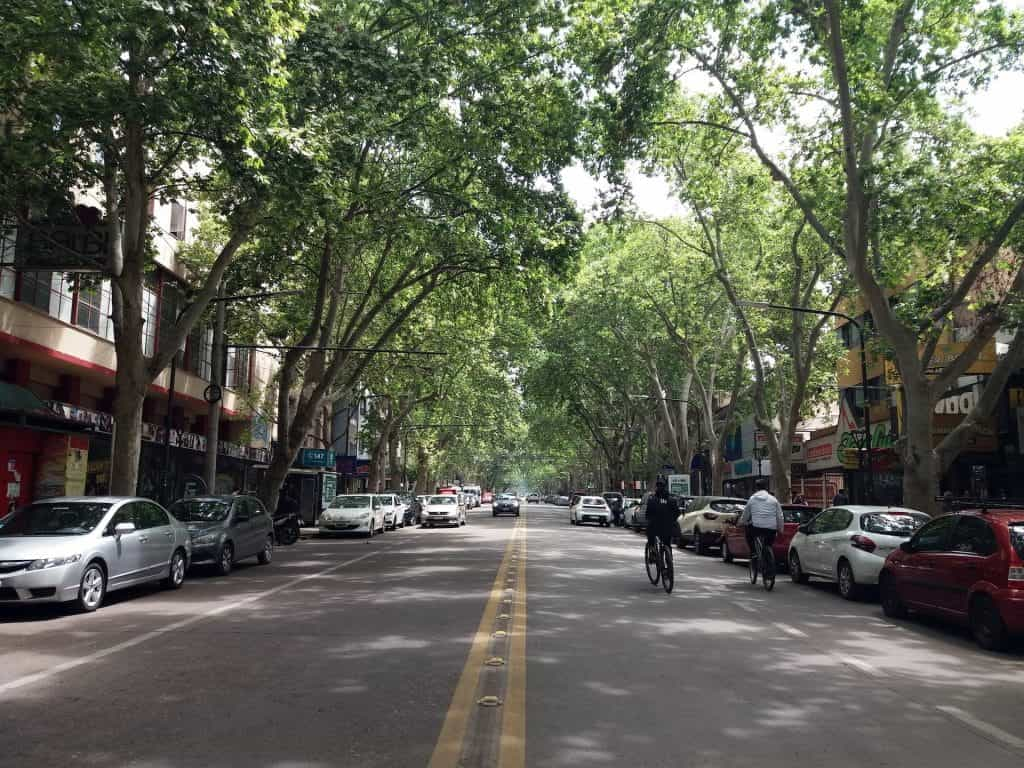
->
[0,381,50,414]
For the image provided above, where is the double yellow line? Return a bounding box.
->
[428,518,527,768]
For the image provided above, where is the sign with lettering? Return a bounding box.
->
[296,448,335,468]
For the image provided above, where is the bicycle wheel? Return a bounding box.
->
[762,547,776,591]
[645,541,660,585]
[661,544,674,594]
[748,543,759,585]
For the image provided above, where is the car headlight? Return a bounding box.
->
[192,532,221,545]
[26,554,82,571]
[360,512,371,520]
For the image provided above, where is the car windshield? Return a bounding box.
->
[861,512,929,536]
[429,496,456,505]
[331,496,374,509]
[1008,523,1024,560]
[498,494,515,500]
[170,499,230,523]
[0,502,112,536]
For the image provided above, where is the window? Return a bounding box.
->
[225,347,250,391]
[949,517,997,556]
[808,509,836,535]
[105,506,136,535]
[170,201,187,240]
[232,500,251,523]
[0,222,15,299]
[142,286,158,357]
[74,278,104,333]
[910,516,957,552]
[187,326,213,380]
[138,503,170,529]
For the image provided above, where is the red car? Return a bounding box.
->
[721,505,821,566]
[879,509,1024,651]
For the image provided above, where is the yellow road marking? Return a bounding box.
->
[500,517,527,768]
[427,519,523,768]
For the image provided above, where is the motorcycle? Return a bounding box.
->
[273,511,301,545]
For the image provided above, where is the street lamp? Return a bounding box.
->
[160,289,302,505]
[739,300,874,503]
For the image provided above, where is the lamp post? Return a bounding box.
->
[739,301,873,503]
[160,289,302,505]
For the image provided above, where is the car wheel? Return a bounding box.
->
[76,562,106,612]
[693,529,704,556]
[789,550,809,584]
[165,549,187,588]
[257,535,274,565]
[837,559,859,600]
[879,573,907,619]
[493,511,497,517]
[722,539,733,563]
[218,542,234,576]
[970,596,1010,652]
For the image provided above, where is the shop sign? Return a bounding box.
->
[46,401,113,433]
[297,448,335,468]
[15,215,109,271]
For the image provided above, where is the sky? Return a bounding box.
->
[562,6,1024,220]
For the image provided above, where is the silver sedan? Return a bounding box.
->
[0,496,191,612]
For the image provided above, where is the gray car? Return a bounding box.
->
[168,496,274,576]
[0,496,191,612]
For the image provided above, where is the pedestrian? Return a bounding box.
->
[941,490,954,515]
[832,488,849,506]
[792,493,806,505]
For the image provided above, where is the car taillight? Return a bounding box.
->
[1009,567,1024,583]
[703,512,719,520]
[850,535,876,553]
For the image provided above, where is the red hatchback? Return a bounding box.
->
[721,505,821,567]
[879,509,1024,651]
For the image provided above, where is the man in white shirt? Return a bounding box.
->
[738,477,784,557]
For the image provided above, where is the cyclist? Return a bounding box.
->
[738,477,784,563]
[646,477,679,558]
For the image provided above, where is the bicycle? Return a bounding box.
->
[749,534,776,591]
[645,537,674,594]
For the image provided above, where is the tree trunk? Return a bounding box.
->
[902,380,938,514]
[109,372,147,496]
[710,440,725,495]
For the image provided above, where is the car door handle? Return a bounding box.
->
[164,531,174,539]
[138,536,149,543]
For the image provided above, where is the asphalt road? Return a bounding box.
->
[1,504,1023,768]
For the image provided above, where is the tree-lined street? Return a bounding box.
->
[2,504,1022,766]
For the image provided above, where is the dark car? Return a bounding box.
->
[492,493,521,517]
[404,495,423,526]
[169,495,274,576]
[879,509,1024,651]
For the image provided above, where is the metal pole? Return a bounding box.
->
[161,352,177,506]
[855,319,874,503]
[203,284,226,492]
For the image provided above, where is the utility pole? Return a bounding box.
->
[203,283,227,493]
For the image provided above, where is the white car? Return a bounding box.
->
[421,495,466,528]
[381,492,407,529]
[678,496,746,555]
[319,494,385,537]
[570,496,612,527]
[788,505,929,600]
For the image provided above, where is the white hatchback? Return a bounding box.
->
[570,496,612,527]
[788,505,929,600]
[319,495,385,537]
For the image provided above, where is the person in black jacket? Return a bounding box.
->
[645,478,680,552]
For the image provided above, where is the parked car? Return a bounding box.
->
[526,492,540,503]
[570,496,612,527]
[482,491,494,505]
[721,505,821,568]
[0,497,190,612]
[788,505,929,600]
[170,495,274,575]
[879,509,1024,651]
[623,497,644,529]
[678,496,746,555]
[319,494,385,537]
[377,493,404,530]
[553,494,571,507]
[421,494,467,527]
[492,493,521,517]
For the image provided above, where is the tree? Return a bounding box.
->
[0,0,307,494]
[577,0,1024,512]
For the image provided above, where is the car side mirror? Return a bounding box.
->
[798,524,811,535]
[900,541,914,553]
[114,521,136,536]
